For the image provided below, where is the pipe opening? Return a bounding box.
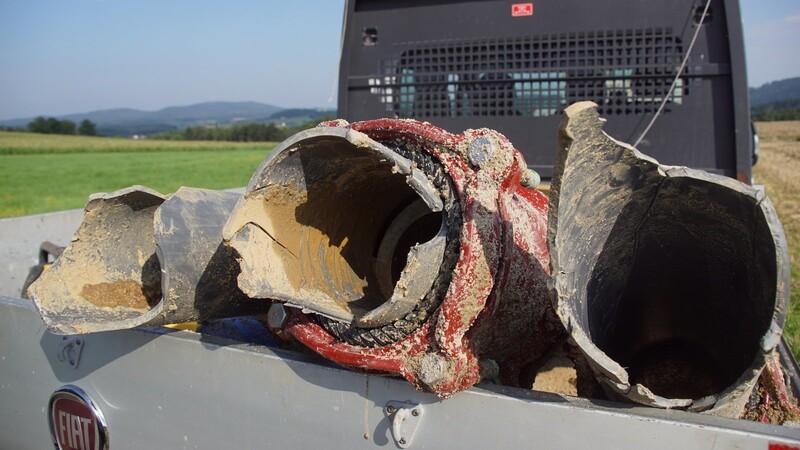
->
[64,193,164,321]
[375,198,443,299]
[231,131,460,344]
[388,211,442,283]
[586,177,777,400]
[29,188,166,334]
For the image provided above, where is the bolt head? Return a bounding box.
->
[267,303,288,329]
[521,168,541,189]
[417,353,448,386]
[386,405,397,414]
[411,409,419,417]
[399,438,407,445]
[467,136,496,168]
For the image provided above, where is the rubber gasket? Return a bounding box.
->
[317,141,461,347]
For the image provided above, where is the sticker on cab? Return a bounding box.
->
[512,3,534,17]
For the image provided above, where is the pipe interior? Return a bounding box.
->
[587,178,776,399]
[255,136,443,320]
[35,191,167,327]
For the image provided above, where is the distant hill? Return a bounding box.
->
[269,108,336,120]
[750,77,800,108]
[750,77,800,121]
[267,108,337,127]
[0,101,285,136]
[154,101,284,124]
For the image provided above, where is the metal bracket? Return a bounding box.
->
[385,401,423,448]
[57,336,84,369]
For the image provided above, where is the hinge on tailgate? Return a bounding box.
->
[385,401,423,448]
[57,336,84,369]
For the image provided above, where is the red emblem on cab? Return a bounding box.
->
[512,3,534,17]
[48,386,108,450]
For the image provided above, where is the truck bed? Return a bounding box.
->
[2,209,799,448]
[1,295,799,449]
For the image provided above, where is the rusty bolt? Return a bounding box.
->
[417,353,447,386]
[467,136,496,169]
[267,303,288,329]
[521,168,541,189]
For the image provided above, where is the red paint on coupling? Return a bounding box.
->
[284,119,558,397]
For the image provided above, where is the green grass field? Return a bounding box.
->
[0,131,274,217]
[0,131,270,155]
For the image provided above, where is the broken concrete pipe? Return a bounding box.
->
[549,102,789,411]
[223,119,563,397]
[29,186,266,334]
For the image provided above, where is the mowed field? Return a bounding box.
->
[2,124,799,360]
[0,131,275,217]
[752,120,800,360]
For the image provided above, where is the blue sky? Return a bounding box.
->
[0,0,797,120]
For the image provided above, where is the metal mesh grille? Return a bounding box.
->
[369,28,687,118]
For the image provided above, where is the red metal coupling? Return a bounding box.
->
[223,118,562,397]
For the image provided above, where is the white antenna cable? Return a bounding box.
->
[633,0,713,147]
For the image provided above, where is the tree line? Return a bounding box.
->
[751,98,800,122]
[751,108,800,122]
[25,117,98,136]
[151,116,335,142]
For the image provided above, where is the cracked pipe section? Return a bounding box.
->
[549,102,789,410]
[29,186,264,334]
[223,127,449,329]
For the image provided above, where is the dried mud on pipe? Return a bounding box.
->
[80,280,156,310]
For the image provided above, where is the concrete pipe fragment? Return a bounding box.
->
[549,102,789,411]
[30,186,265,334]
[224,119,563,397]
